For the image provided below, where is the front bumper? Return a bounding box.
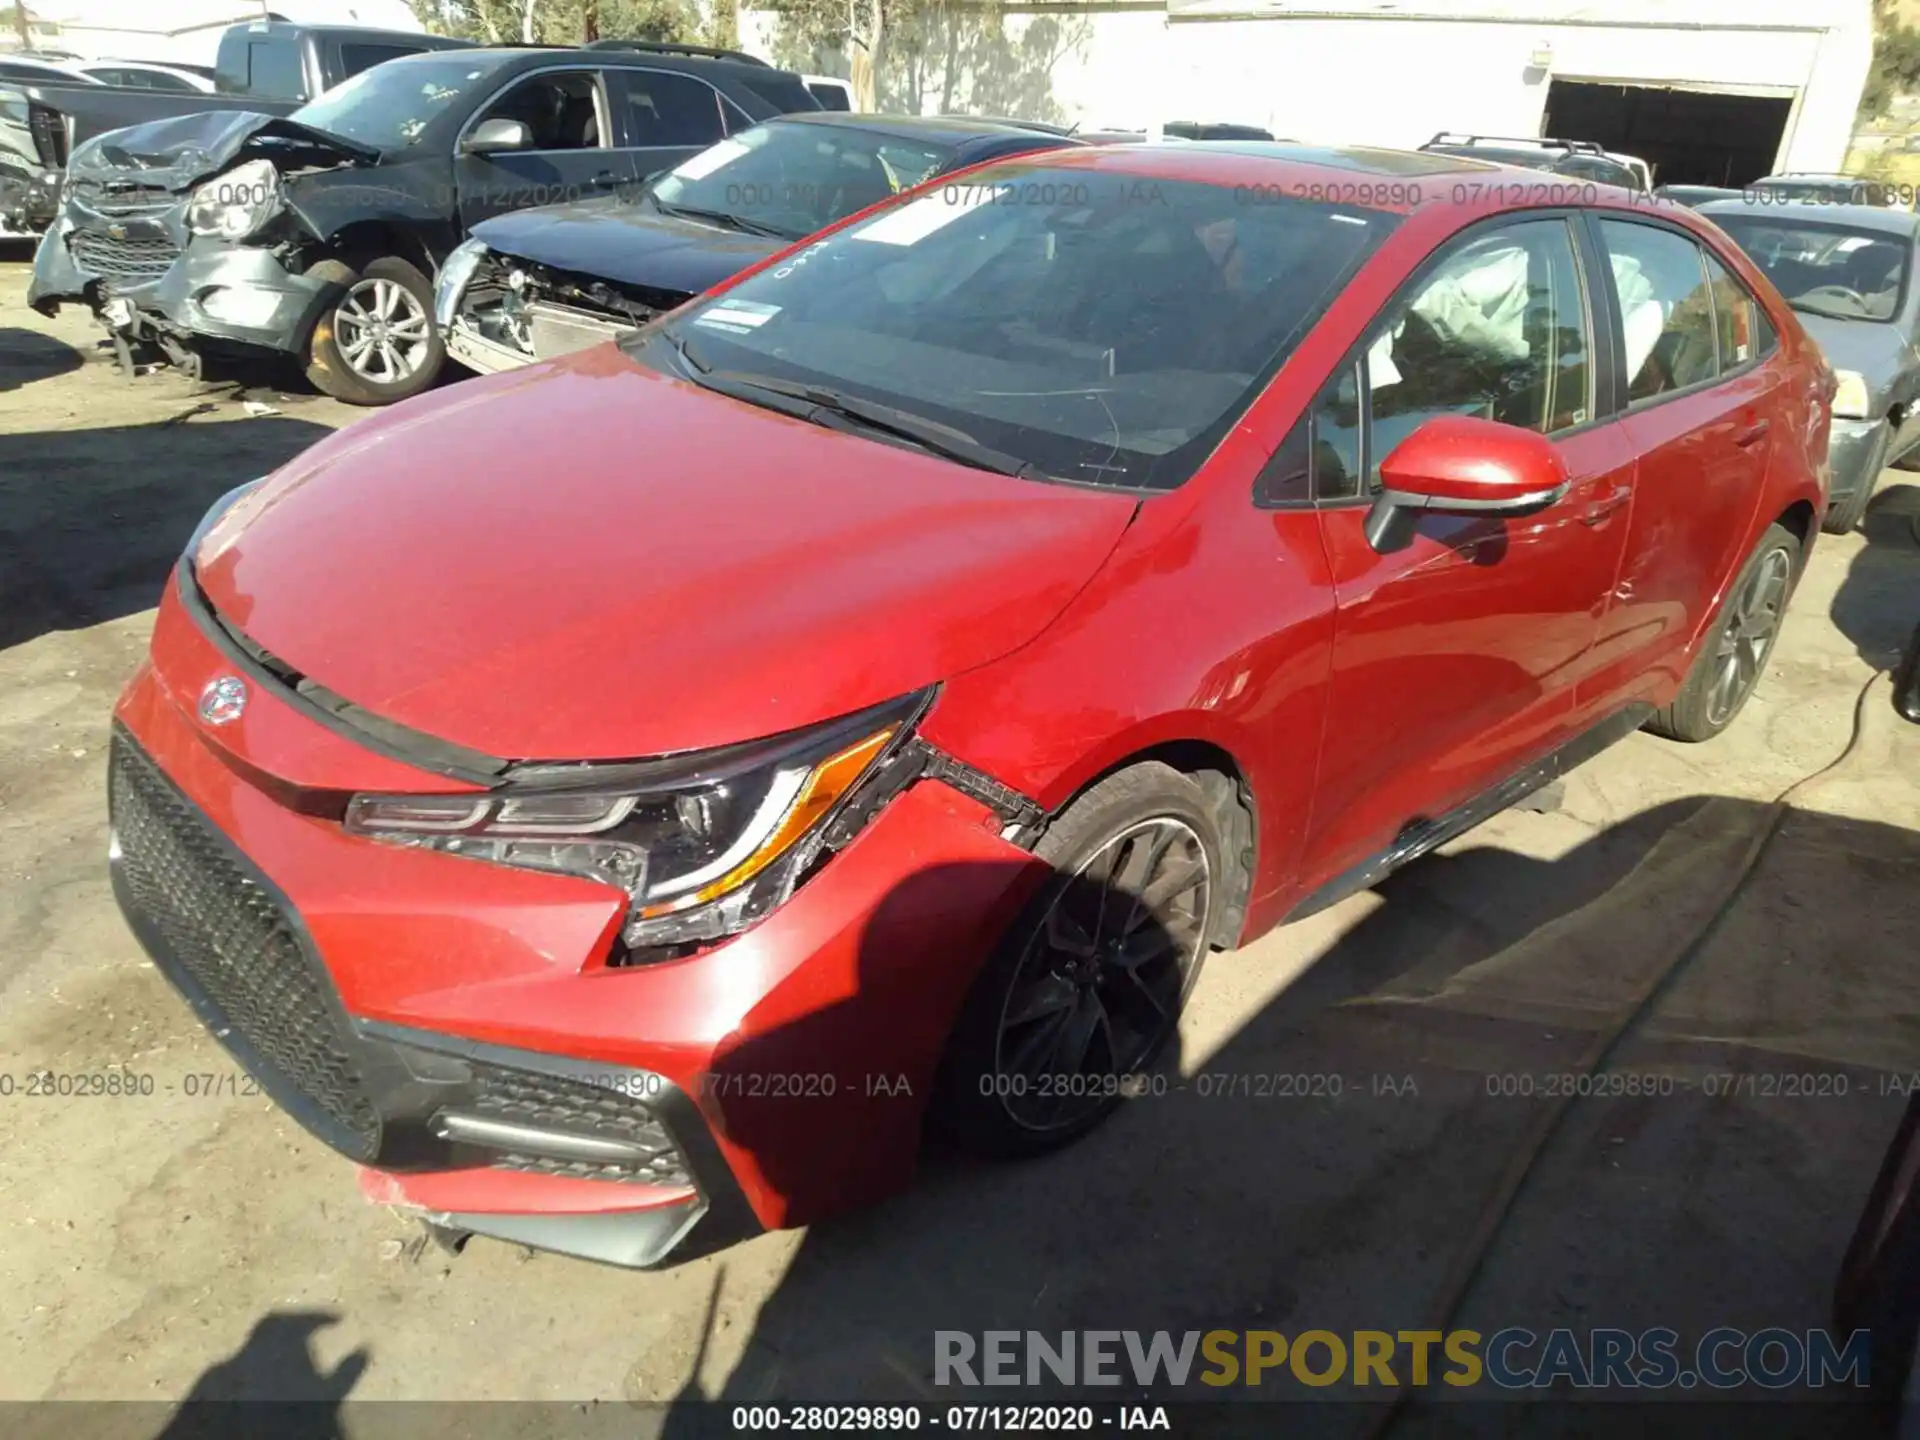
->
[31,213,331,355]
[1828,417,1889,505]
[109,578,1044,1265]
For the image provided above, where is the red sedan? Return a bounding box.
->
[109,144,1830,1267]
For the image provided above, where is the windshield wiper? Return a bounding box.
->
[690,367,1044,479]
[648,199,793,239]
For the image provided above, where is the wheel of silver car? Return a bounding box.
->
[932,761,1225,1158]
[334,277,432,386]
[303,256,446,407]
[1647,522,1800,743]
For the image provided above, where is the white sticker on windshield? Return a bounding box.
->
[670,138,752,182]
[851,186,995,246]
[693,299,781,332]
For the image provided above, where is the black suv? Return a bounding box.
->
[29,40,821,404]
[1418,133,1649,190]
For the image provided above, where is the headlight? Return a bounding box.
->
[186,158,280,241]
[434,236,489,330]
[1832,369,1873,421]
[344,691,931,954]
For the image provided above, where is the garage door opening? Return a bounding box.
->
[1542,81,1793,187]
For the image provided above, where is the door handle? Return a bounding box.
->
[1734,420,1771,447]
[1578,485,1632,526]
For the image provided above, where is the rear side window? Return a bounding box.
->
[1597,220,1719,403]
[739,73,825,115]
[247,40,307,101]
[1701,250,1774,371]
[610,69,726,147]
[339,43,423,80]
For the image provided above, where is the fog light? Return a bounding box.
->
[198,286,283,328]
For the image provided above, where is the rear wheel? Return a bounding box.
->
[303,256,444,406]
[1646,523,1798,743]
[931,762,1221,1158]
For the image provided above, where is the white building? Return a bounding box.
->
[748,0,1876,186]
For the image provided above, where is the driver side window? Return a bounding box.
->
[474,70,607,152]
[1364,219,1594,488]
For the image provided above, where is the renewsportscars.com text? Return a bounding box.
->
[934,1328,1873,1391]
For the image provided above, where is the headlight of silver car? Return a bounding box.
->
[344,690,931,954]
[1831,369,1873,421]
[185,158,281,241]
[434,236,490,330]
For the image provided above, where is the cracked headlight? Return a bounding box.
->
[434,236,489,329]
[186,158,280,241]
[344,691,930,953]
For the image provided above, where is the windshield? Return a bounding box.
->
[649,121,950,240]
[647,165,1398,489]
[291,54,501,152]
[1712,216,1910,321]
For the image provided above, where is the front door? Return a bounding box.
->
[1297,216,1636,888]
[454,68,628,232]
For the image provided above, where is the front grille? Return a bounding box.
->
[69,230,180,280]
[109,732,383,1160]
[466,1062,691,1187]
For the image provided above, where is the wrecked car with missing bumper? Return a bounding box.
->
[29,109,401,395]
[29,45,825,404]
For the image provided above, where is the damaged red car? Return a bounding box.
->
[110,142,1830,1266]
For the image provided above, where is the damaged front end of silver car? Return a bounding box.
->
[441,241,684,375]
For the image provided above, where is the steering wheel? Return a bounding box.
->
[1798,283,1872,308]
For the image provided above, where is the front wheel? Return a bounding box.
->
[931,762,1221,1158]
[1646,522,1798,743]
[304,256,445,406]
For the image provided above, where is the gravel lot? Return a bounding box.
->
[3,248,1919,1430]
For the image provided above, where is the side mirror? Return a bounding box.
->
[462,117,533,155]
[1363,414,1572,552]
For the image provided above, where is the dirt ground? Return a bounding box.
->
[3,247,1920,1432]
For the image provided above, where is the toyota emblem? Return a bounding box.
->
[198,675,248,726]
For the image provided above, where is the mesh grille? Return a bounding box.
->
[467,1063,691,1187]
[110,732,382,1160]
[70,230,179,280]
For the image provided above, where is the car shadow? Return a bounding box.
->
[1831,481,1920,670]
[0,325,83,392]
[651,796,1920,1434]
[0,415,332,653]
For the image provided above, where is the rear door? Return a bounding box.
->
[1572,216,1784,716]
[454,67,626,231]
[602,66,732,187]
[1290,216,1637,886]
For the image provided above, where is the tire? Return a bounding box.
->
[931,762,1223,1159]
[1646,522,1799,743]
[1824,422,1890,535]
[303,256,445,406]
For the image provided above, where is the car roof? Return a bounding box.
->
[1697,199,1920,234]
[772,112,1077,144]
[406,44,800,80]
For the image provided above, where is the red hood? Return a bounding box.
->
[194,345,1137,761]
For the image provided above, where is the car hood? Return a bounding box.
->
[1792,310,1913,403]
[472,193,786,298]
[66,109,376,190]
[194,344,1139,763]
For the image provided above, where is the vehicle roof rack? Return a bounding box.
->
[583,38,769,66]
[1423,132,1605,155]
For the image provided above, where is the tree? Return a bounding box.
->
[405,0,701,47]
[4,4,36,52]
[762,0,1086,117]
[1860,0,1920,121]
